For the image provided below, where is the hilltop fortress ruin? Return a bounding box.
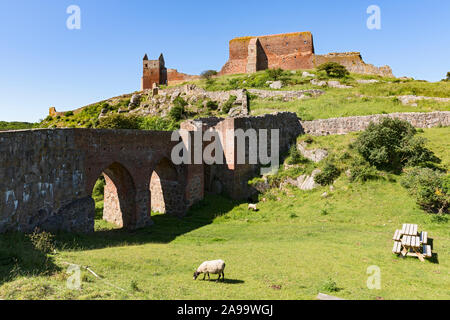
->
[141,31,393,89]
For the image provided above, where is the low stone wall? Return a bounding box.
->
[300,111,450,136]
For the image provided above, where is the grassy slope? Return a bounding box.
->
[0,127,448,300]
[36,71,450,128]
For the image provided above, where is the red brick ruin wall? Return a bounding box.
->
[220,32,315,74]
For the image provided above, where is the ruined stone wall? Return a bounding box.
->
[300,111,450,136]
[313,52,393,77]
[185,112,302,199]
[220,32,315,75]
[167,69,201,85]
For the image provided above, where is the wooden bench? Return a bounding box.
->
[401,223,418,236]
[392,229,402,241]
[420,231,428,245]
[392,241,402,254]
[423,245,432,258]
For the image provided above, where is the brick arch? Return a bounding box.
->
[150,157,185,216]
[92,162,137,229]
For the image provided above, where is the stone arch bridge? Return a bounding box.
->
[0,112,305,233]
[0,129,203,233]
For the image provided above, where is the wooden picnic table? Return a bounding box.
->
[392,224,432,261]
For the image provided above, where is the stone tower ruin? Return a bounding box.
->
[141,53,168,90]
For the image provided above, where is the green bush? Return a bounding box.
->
[354,118,439,173]
[320,277,339,292]
[200,70,218,80]
[28,229,56,254]
[401,167,449,214]
[206,100,218,111]
[64,111,74,117]
[96,114,140,129]
[349,158,379,182]
[314,162,340,186]
[286,145,308,165]
[222,95,237,114]
[316,62,349,78]
[138,116,178,131]
[169,105,185,121]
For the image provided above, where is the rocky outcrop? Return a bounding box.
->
[297,142,328,162]
[282,169,322,190]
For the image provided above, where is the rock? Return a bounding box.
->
[321,192,328,198]
[118,108,128,113]
[311,79,327,87]
[170,90,181,101]
[297,142,328,162]
[356,79,379,84]
[327,80,352,89]
[284,169,322,191]
[128,94,141,108]
[269,81,283,89]
[329,185,335,191]
[302,71,315,78]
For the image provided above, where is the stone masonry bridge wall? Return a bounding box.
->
[0,129,203,233]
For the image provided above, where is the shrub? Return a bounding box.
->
[401,167,449,214]
[316,62,349,78]
[314,162,340,186]
[349,158,379,182]
[265,68,284,81]
[96,114,140,129]
[200,70,218,80]
[222,95,237,114]
[92,176,105,202]
[354,118,439,172]
[286,145,308,165]
[169,105,185,121]
[64,111,74,117]
[206,100,218,111]
[138,116,177,131]
[320,277,339,292]
[28,229,56,254]
[44,115,53,122]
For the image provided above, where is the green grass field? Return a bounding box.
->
[0,127,448,300]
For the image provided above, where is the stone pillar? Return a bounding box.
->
[246,38,259,73]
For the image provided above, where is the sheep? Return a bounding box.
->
[248,203,258,211]
[193,260,226,282]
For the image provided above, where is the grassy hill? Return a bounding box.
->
[37,69,450,129]
[0,127,448,300]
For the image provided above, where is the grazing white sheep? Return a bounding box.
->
[193,260,226,281]
[248,203,258,211]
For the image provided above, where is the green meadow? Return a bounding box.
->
[0,127,448,300]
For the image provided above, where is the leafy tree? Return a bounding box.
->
[401,167,449,214]
[354,118,439,172]
[200,70,218,80]
[316,62,349,78]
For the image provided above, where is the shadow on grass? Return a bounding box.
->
[0,233,60,286]
[54,195,242,252]
[198,278,245,284]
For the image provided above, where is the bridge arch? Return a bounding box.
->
[92,162,137,228]
[150,157,185,217]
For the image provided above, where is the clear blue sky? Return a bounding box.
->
[0,0,449,122]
